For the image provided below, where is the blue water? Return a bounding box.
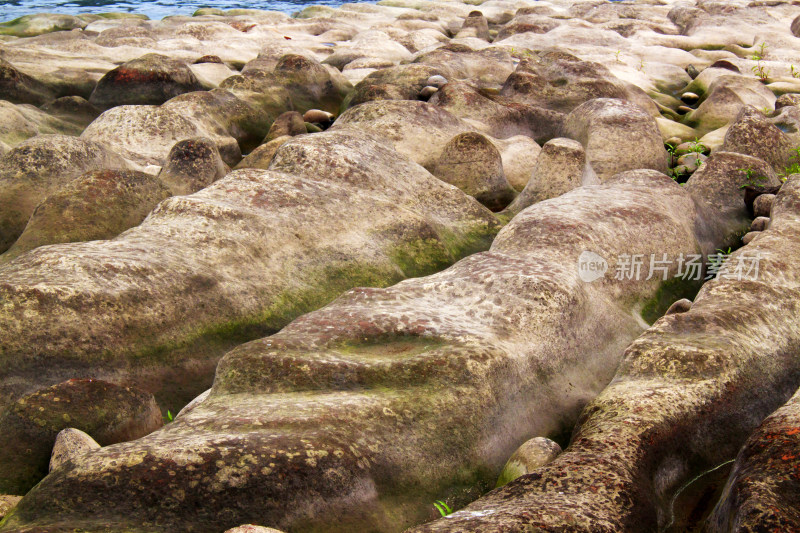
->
[0,0,372,22]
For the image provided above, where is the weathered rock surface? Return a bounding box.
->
[156,137,229,196]
[0,58,55,106]
[1,169,170,262]
[0,496,21,522]
[562,98,668,182]
[686,151,781,244]
[721,106,797,172]
[235,136,291,170]
[706,387,800,531]
[408,175,800,533]
[503,137,586,217]
[89,53,204,109]
[0,134,131,253]
[48,428,100,473]
[0,130,497,420]
[0,169,727,532]
[495,437,562,488]
[0,379,162,495]
[263,111,307,143]
[432,132,515,211]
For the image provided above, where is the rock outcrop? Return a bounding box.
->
[0,135,131,253]
[0,169,729,532]
[0,130,498,418]
[408,176,800,533]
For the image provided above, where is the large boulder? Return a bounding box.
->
[0,13,86,37]
[499,49,657,116]
[503,138,586,217]
[156,137,229,196]
[562,98,668,182]
[0,379,162,495]
[0,135,131,253]
[432,132,515,211]
[89,53,204,109]
[0,170,726,532]
[221,54,352,116]
[684,75,777,135]
[0,58,55,106]
[0,130,498,419]
[1,169,170,262]
[721,106,796,172]
[409,176,800,532]
[331,100,471,171]
[686,151,781,246]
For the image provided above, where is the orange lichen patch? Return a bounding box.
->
[786,428,800,436]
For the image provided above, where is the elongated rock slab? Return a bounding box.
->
[0,130,497,415]
[1,170,722,532]
[410,177,800,532]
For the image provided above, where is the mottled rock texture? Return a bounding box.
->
[0,130,497,419]
[0,170,726,532]
[409,176,800,533]
[0,379,162,495]
[1,169,170,262]
[707,387,800,532]
[0,135,131,253]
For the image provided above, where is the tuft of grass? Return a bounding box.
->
[738,167,769,189]
[750,41,767,61]
[433,500,452,517]
[752,62,770,83]
[164,410,174,423]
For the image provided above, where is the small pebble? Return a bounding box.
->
[677,105,693,115]
[680,92,699,105]
[742,231,759,245]
[751,216,770,232]
[302,109,334,124]
[419,86,439,100]
[426,75,448,88]
[753,194,775,218]
[686,64,700,79]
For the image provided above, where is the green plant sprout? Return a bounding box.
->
[752,62,770,83]
[687,138,708,154]
[792,65,800,79]
[738,167,769,189]
[779,146,800,181]
[164,410,174,422]
[433,500,452,517]
[615,50,622,62]
[750,41,767,61]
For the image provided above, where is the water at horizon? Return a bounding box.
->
[0,0,374,23]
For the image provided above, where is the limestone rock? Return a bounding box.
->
[0,58,55,106]
[263,111,307,143]
[492,135,541,192]
[503,138,585,216]
[456,11,490,41]
[496,437,562,488]
[0,496,21,520]
[331,99,471,171]
[157,137,230,195]
[89,53,204,108]
[753,193,775,217]
[432,132,515,211]
[235,136,292,170]
[562,98,668,182]
[0,134,131,253]
[665,298,692,315]
[0,170,725,532]
[687,151,781,244]
[0,13,86,37]
[685,75,776,135]
[49,428,100,473]
[721,106,796,172]
[0,379,162,494]
[706,387,800,531]
[407,175,800,533]
[751,216,770,232]
[0,130,498,424]
[2,169,170,262]
[499,50,657,116]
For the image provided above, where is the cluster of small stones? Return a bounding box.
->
[1,0,800,531]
